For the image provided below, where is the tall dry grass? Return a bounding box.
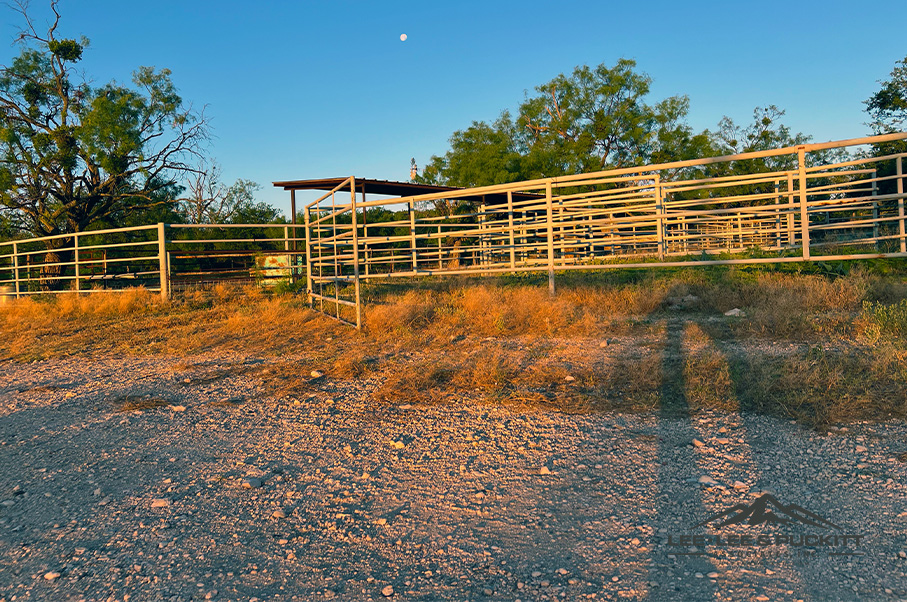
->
[2,268,907,427]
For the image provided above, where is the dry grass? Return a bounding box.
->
[112,395,174,412]
[3,268,907,427]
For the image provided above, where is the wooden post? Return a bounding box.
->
[74,234,80,292]
[12,242,19,298]
[898,156,905,253]
[797,147,810,260]
[350,178,362,329]
[303,204,313,309]
[545,181,555,296]
[409,200,417,271]
[157,223,169,301]
[507,191,516,270]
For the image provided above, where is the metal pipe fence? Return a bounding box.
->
[0,223,305,301]
[1,133,906,330]
[302,133,907,328]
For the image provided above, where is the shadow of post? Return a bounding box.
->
[647,309,721,599]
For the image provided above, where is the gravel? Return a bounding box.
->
[0,353,906,601]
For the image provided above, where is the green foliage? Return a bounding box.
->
[0,4,207,239]
[862,299,907,340]
[867,55,907,134]
[418,59,806,191]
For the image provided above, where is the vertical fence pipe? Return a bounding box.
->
[409,200,417,271]
[437,225,443,269]
[898,156,905,253]
[284,226,289,252]
[290,190,297,252]
[303,204,314,309]
[871,169,880,245]
[157,223,169,301]
[786,173,795,246]
[545,181,555,296]
[350,177,362,329]
[331,190,339,320]
[74,234,80,292]
[12,242,20,298]
[797,148,810,260]
[507,191,516,270]
[774,180,781,250]
[654,176,664,260]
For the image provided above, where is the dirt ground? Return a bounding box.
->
[0,341,906,602]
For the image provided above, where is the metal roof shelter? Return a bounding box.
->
[272,177,542,225]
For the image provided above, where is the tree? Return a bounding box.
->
[866,55,907,134]
[179,160,280,225]
[0,1,207,240]
[418,59,713,187]
[865,56,907,198]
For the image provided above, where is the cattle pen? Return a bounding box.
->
[1,132,907,329]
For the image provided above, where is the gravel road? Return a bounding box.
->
[0,353,905,602]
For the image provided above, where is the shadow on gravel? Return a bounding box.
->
[648,313,721,599]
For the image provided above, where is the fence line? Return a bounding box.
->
[302,133,907,328]
[1,133,906,330]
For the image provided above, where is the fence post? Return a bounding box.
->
[797,147,810,260]
[350,177,362,329]
[74,234,80,292]
[898,156,905,253]
[437,225,443,269]
[774,180,781,250]
[786,173,795,247]
[654,175,665,260]
[303,204,314,309]
[545,180,555,296]
[871,169,880,247]
[507,191,516,270]
[12,242,20,298]
[408,200,417,272]
[157,223,169,301]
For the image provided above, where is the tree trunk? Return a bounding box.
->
[40,239,73,292]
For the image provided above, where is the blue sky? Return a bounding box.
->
[2,0,905,214]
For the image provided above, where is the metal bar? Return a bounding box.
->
[871,169,880,246]
[12,242,19,298]
[350,177,362,330]
[290,189,297,253]
[899,157,906,254]
[797,150,810,259]
[409,200,418,271]
[654,176,664,260]
[507,191,516,270]
[545,181,555,295]
[74,234,80,292]
[157,223,169,301]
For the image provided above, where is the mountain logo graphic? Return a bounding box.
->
[693,493,842,531]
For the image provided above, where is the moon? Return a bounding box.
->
[400,33,407,41]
